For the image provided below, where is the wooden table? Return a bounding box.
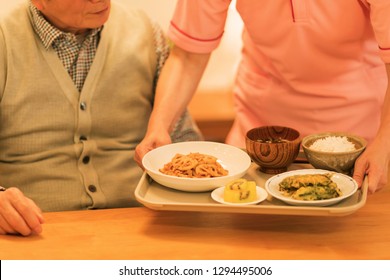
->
[1,184,390,260]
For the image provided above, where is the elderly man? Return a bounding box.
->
[0,0,201,236]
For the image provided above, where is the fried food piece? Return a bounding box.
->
[279,173,342,200]
[291,185,342,200]
[280,174,332,189]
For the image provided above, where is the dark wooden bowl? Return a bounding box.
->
[245,126,301,174]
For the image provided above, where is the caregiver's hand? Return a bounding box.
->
[353,138,389,193]
[135,127,172,169]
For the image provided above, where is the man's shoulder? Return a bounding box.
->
[110,1,152,26]
[104,1,156,42]
[0,2,29,26]
[0,2,31,39]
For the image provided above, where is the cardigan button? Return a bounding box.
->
[82,156,90,164]
[79,135,87,141]
[88,185,97,192]
[80,102,87,111]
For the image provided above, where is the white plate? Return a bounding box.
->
[211,186,268,206]
[265,169,358,206]
[142,141,251,192]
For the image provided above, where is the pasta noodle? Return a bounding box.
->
[159,153,229,178]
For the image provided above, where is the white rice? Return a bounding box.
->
[310,136,356,152]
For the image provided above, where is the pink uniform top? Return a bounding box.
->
[168,0,390,148]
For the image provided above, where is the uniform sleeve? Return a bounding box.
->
[362,0,390,62]
[168,0,232,53]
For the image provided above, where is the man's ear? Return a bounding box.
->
[31,0,44,11]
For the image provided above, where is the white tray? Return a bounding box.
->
[135,163,368,217]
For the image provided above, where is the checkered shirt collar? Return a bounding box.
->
[29,2,101,50]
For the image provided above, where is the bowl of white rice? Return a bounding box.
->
[302,132,367,174]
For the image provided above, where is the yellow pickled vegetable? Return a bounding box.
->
[224,178,257,203]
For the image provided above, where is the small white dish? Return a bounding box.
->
[211,186,268,206]
[265,169,358,206]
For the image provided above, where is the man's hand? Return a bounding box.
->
[0,187,44,236]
